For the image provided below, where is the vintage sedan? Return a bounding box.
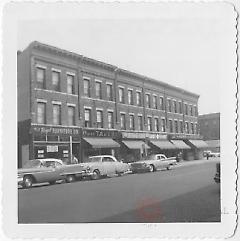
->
[131,154,176,173]
[18,158,66,188]
[81,155,131,180]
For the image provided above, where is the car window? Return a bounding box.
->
[24,160,41,168]
[83,157,102,163]
[55,162,62,167]
[102,157,114,162]
[42,161,56,168]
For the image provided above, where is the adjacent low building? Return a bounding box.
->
[18,41,206,167]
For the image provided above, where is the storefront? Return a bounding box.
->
[169,134,207,161]
[81,128,121,161]
[30,124,81,165]
[147,134,176,158]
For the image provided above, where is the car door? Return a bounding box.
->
[102,157,116,175]
[35,161,58,183]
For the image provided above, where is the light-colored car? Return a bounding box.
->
[81,155,131,180]
[209,152,220,158]
[18,158,66,188]
[131,154,176,173]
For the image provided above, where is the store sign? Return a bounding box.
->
[82,129,119,138]
[122,131,167,140]
[169,134,203,140]
[47,145,58,153]
[32,125,80,136]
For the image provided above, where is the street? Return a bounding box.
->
[18,159,220,223]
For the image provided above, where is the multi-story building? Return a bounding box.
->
[18,41,207,167]
[198,113,220,152]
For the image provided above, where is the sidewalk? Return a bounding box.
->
[175,157,220,169]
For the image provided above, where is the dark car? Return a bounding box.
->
[214,161,220,183]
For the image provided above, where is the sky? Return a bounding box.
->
[17,3,236,115]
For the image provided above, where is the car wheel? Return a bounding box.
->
[91,170,101,180]
[149,164,155,172]
[23,175,33,188]
[66,175,76,183]
[49,181,56,185]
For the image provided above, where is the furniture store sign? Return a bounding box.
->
[122,131,167,140]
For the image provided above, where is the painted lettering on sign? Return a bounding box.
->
[47,145,58,153]
[82,129,118,138]
[122,132,167,140]
[32,126,80,135]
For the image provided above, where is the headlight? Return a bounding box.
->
[86,166,91,171]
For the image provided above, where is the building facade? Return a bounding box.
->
[198,113,220,152]
[18,41,206,167]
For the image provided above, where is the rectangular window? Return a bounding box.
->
[36,67,46,89]
[146,94,151,108]
[96,110,103,128]
[194,106,198,116]
[95,82,102,99]
[190,123,194,134]
[67,75,74,94]
[147,117,152,131]
[128,90,133,105]
[107,112,114,129]
[160,97,164,110]
[179,102,182,114]
[119,87,125,103]
[174,101,177,113]
[129,115,135,130]
[120,113,126,130]
[180,121,183,133]
[190,106,193,116]
[161,118,166,132]
[174,120,178,133]
[83,79,90,97]
[53,104,61,125]
[138,116,143,131]
[52,71,60,91]
[106,84,113,101]
[154,118,159,132]
[37,102,46,124]
[84,109,91,128]
[195,123,198,134]
[153,96,157,109]
[68,106,75,126]
[184,104,188,115]
[136,92,142,106]
[169,120,173,133]
[185,122,189,133]
[167,99,172,112]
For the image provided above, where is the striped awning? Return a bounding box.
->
[83,138,120,148]
[188,139,209,149]
[150,140,176,150]
[171,140,191,149]
[122,141,150,150]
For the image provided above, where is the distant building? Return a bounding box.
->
[198,113,220,152]
[18,41,207,167]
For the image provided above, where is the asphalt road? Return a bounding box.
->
[18,158,220,223]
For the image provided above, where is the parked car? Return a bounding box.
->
[130,154,176,173]
[209,152,220,158]
[18,159,66,188]
[80,155,131,180]
[214,161,220,183]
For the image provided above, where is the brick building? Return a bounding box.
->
[198,113,220,152]
[18,41,207,167]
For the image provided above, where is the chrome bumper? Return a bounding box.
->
[18,177,23,184]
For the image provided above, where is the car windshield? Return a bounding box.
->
[83,157,102,163]
[23,160,41,168]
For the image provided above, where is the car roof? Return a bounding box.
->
[33,158,63,164]
[88,155,114,158]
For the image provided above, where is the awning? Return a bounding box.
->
[205,140,220,148]
[188,139,209,149]
[171,140,191,149]
[83,137,120,148]
[122,141,150,150]
[150,140,176,150]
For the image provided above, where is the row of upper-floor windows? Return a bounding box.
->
[36,102,76,126]
[35,67,197,117]
[84,108,198,134]
[36,67,76,94]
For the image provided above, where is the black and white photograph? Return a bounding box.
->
[1,1,238,239]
